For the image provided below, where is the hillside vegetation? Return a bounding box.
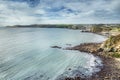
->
[101,34,120,52]
[100,34,120,58]
[90,24,120,33]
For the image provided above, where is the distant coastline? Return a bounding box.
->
[6,24,120,35]
[6,24,120,29]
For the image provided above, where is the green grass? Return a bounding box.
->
[103,34,120,52]
[110,53,120,58]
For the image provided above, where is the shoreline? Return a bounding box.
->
[52,43,120,80]
[65,43,120,80]
[50,28,120,80]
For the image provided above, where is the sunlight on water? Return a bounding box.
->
[0,28,106,80]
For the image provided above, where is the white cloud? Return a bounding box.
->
[35,9,46,14]
[0,0,44,26]
[0,0,120,26]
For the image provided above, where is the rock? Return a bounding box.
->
[75,77,81,80]
[51,46,62,49]
[98,48,104,52]
[68,68,71,70]
[65,77,74,80]
[104,77,109,79]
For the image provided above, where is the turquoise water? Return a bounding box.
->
[0,28,106,80]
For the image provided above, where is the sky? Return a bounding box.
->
[0,0,120,26]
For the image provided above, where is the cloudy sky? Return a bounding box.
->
[0,0,120,26]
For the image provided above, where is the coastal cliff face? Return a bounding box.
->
[101,34,120,52]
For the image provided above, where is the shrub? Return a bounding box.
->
[111,53,120,58]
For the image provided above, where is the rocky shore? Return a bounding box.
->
[65,43,101,54]
[65,43,120,80]
[51,31,120,80]
[51,42,120,80]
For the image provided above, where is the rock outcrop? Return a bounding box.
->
[66,43,101,53]
[51,46,62,49]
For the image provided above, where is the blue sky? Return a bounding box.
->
[0,0,120,26]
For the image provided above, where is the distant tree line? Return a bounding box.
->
[7,24,120,32]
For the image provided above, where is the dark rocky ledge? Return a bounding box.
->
[51,46,62,49]
[65,43,102,54]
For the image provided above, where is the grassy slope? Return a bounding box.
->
[101,34,120,58]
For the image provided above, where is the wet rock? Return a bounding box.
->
[51,46,62,49]
[68,68,71,70]
[75,77,81,80]
[65,77,74,80]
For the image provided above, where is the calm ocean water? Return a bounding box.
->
[0,28,106,80]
